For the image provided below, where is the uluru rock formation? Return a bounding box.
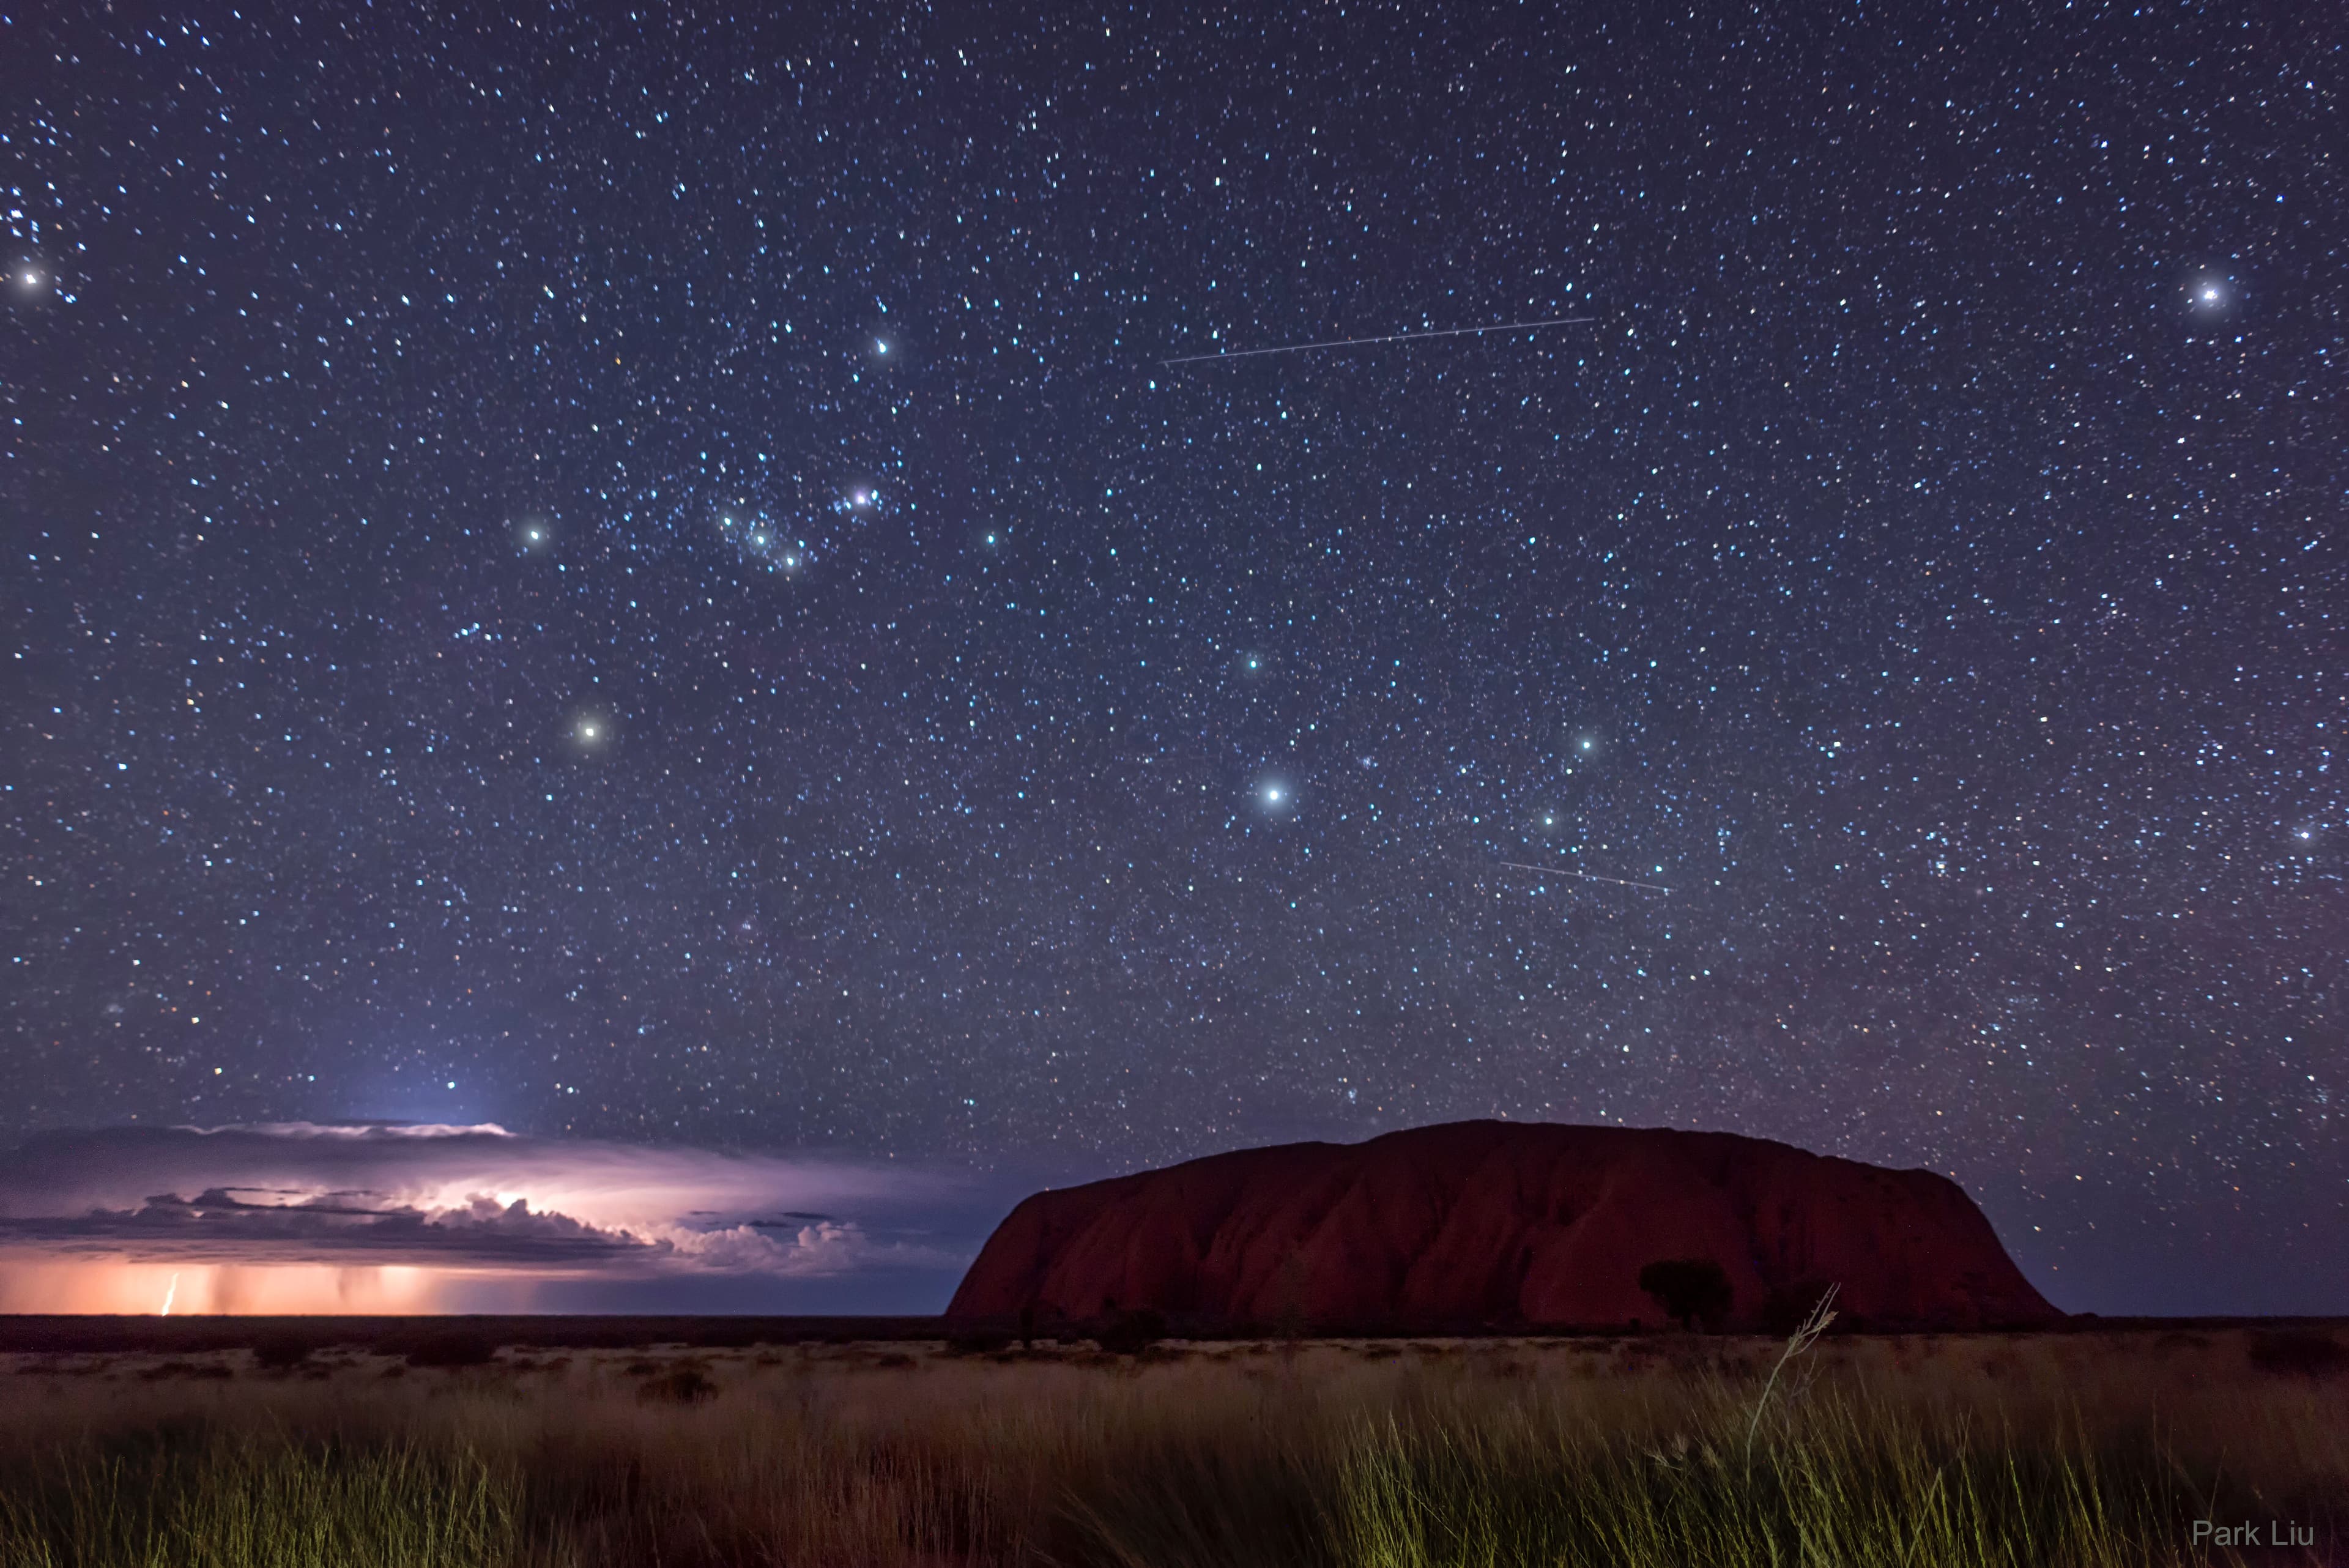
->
[948,1121,2059,1334]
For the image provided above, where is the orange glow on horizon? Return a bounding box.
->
[0,1252,564,1315]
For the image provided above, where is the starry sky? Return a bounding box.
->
[4,3,2342,1315]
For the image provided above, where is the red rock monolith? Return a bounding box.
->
[946,1121,2058,1333]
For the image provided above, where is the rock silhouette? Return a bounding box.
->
[947,1121,2059,1333]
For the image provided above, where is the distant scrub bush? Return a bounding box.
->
[2247,1329,2347,1378]
[389,1331,499,1369]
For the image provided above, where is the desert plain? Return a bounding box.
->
[1,1317,2343,1567]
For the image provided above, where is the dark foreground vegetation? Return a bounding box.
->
[0,1315,951,1358]
[1,1324,2342,1566]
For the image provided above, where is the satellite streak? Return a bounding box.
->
[1162,316,1598,366]
[1494,861,1671,894]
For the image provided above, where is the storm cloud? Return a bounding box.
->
[0,1123,1016,1312]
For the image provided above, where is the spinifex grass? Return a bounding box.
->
[1332,1391,2214,1568]
[0,1331,2337,1566]
[0,1431,516,1568]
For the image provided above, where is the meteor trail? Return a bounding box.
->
[1494,861,1671,894]
[1162,316,1598,366]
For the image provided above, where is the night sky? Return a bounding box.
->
[5,4,2342,1314]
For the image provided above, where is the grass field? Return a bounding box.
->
[0,1326,2340,1566]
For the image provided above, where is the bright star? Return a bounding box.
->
[1266,787,1283,802]
[875,340,889,354]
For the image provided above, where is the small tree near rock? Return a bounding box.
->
[1094,1307,1167,1356]
[1638,1258,1734,1331]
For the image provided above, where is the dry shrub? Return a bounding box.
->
[636,1363,717,1405]
[2247,1329,2348,1379]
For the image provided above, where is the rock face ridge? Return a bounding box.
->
[946,1121,2059,1333]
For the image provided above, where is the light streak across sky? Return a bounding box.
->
[1493,861,1672,894]
[1162,316,1598,365]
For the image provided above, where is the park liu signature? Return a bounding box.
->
[2192,1519,2316,1550]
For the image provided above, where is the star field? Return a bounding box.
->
[4,3,2342,1310]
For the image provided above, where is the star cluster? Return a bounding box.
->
[4,4,2341,1310]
